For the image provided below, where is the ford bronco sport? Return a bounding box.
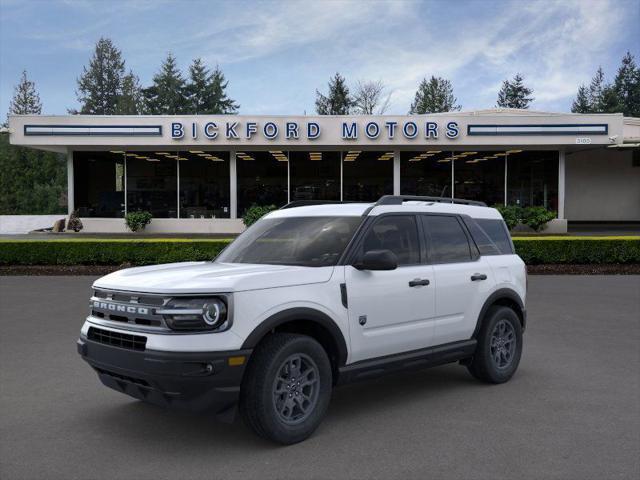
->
[77,195,526,444]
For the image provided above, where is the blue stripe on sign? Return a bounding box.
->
[24,125,163,137]
[467,124,608,136]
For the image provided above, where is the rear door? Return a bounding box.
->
[345,214,436,363]
[422,215,494,345]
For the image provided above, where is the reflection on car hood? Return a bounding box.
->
[93,262,335,294]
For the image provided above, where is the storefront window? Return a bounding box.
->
[343,151,393,201]
[507,151,558,210]
[401,151,452,197]
[289,151,340,201]
[178,151,230,218]
[237,151,288,215]
[73,151,125,217]
[454,151,505,206]
[126,152,177,218]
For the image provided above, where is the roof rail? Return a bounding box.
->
[280,200,359,210]
[374,195,487,207]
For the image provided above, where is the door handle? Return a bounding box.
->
[471,273,487,281]
[409,278,430,287]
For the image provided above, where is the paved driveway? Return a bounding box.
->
[0,275,638,480]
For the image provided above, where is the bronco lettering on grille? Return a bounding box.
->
[93,301,149,315]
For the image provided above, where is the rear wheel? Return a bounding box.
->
[239,333,332,444]
[467,306,522,384]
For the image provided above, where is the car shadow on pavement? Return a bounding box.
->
[81,363,485,450]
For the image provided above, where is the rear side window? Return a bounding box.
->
[476,219,513,254]
[422,215,472,263]
[463,218,501,256]
[360,215,420,265]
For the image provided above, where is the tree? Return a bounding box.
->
[185,59,239,114]
[186,58,209,114]
[8,70,42,117]
[571,85,591,113]
[587,67,608,112]
[1,71,66,215]
[353,80,391,114]
[496,74,534,109]
[116,71,144,115]
[75,37,126,114]
[613,51,640,117]
[207,65,239,114]
[409,76,460,114]
[143,53,188,114]
[315,73,353,115]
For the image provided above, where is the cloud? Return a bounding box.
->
[1,0,637,115]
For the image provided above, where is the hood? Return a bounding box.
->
[93,262,335,294]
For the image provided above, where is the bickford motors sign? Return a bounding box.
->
[171,119,461,141]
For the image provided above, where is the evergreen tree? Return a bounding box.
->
[186,58,209,114]
[207,65,239,114]
[315,73,353,115]
[75,37,126,114]
[613,51,640,117]
[571,85,591,113]
[587,67,607,112]
[116,71,144,115]
[8,70,42,116]
[1,72,65,214]
[185,59,239,114]
[496,74,534,109]
[143,53,188,114]
[409,76,460,114]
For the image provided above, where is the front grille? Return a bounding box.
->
[90,289,169,331]
[88,326,147,351]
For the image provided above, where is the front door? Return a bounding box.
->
[345,215,436,363]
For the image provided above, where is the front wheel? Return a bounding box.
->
[239,333,332,444]
[467,306,523,384]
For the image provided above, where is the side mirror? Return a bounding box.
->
[353,249,398,271]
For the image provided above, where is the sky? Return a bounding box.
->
[0,0,638,117]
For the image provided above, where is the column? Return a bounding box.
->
[558,149,565,219]
[66,149,74,215]
[230,150,237,219]
[393,150,400,195]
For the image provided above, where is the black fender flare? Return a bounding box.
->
[472,288,526,338]
[241,307,349,366]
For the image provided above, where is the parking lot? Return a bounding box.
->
[1,275,638,480]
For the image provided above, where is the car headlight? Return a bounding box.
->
[160,297,229,332]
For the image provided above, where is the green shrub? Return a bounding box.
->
[242,204,276,227]
[0,239,231,266]
[512,237,640,265]
[521,206,557,232]
[125,211,153,232]
[494,204,520,230]
[0,237,638,267]
[493,204,556,231]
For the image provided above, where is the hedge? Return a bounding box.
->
[0,239,231,266]
[0,237,638,266]
[512,237,640,265]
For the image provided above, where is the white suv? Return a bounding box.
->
[78,195,526,444]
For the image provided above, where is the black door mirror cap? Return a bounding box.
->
[353,249,398,271]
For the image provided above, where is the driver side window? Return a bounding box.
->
[360,215,420,266]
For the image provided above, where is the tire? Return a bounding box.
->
[239,333,332,444]
[467,306,523,384]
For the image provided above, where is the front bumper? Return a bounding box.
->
[77,336,251,415]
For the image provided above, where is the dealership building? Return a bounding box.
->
[8,109,640,233]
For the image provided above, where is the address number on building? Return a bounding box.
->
[576,137,592,144]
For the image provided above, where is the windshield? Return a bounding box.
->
[216,216,362,267]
